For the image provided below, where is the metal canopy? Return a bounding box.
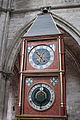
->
[24,13,60,37]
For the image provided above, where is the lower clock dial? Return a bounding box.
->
[28,83,55,111]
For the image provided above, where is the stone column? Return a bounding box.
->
[0,72,6,120]
[2,73,12,120]
[0,0,13,119]
[2,71,19,120]
[0,72,12,120]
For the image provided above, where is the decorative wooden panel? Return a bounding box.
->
[23,76,60,116]
[16,35,67,120]
[25,39,59,71]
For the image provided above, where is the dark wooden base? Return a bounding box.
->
[16,114,67,120]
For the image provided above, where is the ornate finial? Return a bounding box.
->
[40,6,51,13]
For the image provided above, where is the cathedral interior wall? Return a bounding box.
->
[0,0,80,120]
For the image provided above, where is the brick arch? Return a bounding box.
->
[4,13,80,73]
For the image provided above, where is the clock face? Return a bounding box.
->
[28,83,55,111]
[29,45,54,69]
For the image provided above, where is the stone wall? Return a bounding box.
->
[66,50,80,120]
[13,0,80,9]
[0,0,80,120]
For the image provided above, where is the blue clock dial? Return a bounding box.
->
[29,45,54,69]
[32,48,50,65]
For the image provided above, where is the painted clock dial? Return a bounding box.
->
[29,45,54,69]
[28,83,55,111]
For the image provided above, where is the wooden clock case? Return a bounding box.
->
[16,35,67,120]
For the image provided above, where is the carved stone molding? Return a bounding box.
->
[0,4,80,13]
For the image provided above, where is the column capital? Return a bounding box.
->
[0,70,13,81]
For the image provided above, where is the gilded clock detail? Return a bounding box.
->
[28,83,55,111]
[29,45,54,69]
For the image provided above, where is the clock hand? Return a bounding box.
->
[40,52,45,61]
[36,51,41,56]
[37,55,45,62]
[36,51,45,62]
[37,57,42,63]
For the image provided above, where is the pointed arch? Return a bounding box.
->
[4,13,80,72]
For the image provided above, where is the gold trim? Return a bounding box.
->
[21,70,64,73]
[16,116,66,120]
[22,73,59,77]
[24,37,58,41]
[23,40,27,70]
[21,76,25,114]
[19,40,25,106]
[19,69,64,77]
[17,118,66,120]
[58,37,63,107]
[16,115,67,120]
[20,70,64,77]
[19,73,23,106]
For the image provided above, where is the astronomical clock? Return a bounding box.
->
[16,7,67,120]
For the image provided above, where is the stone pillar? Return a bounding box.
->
[0,0,12,71]
[0,71,18,120]
[0,73,6,120]
[2,74,11,120]
[0,72,11,120]
[0,0,12,119]
[3,72,19,120]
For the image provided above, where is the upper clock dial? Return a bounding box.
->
[29,45,54,69]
